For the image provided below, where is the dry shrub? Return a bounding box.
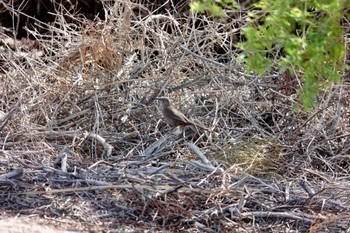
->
[0,1,349,232]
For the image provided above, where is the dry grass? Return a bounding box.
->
[0,1,349,232]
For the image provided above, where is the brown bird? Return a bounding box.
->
[156,97,211,131]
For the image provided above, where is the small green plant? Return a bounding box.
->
[191,0,347,111]
[190,0,238,17]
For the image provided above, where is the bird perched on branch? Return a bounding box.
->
[156,97,212,132]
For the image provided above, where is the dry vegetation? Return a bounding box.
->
[0,1,350,232]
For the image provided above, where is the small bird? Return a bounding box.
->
[156,97,211,131]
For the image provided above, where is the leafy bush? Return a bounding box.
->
[191,0,347,111]
[190,0,238,17]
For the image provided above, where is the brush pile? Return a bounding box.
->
[0,1,349,232]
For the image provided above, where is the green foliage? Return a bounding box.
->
[190,0,238,17]
[191,0,347,112]
[242,0,347,111]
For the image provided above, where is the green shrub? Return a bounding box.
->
[191,0,347,111]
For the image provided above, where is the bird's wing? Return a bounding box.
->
[166,107,191,124]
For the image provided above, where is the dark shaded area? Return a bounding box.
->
[0,0,195,39]
[0,0,254,43]
[0,0,105,38]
